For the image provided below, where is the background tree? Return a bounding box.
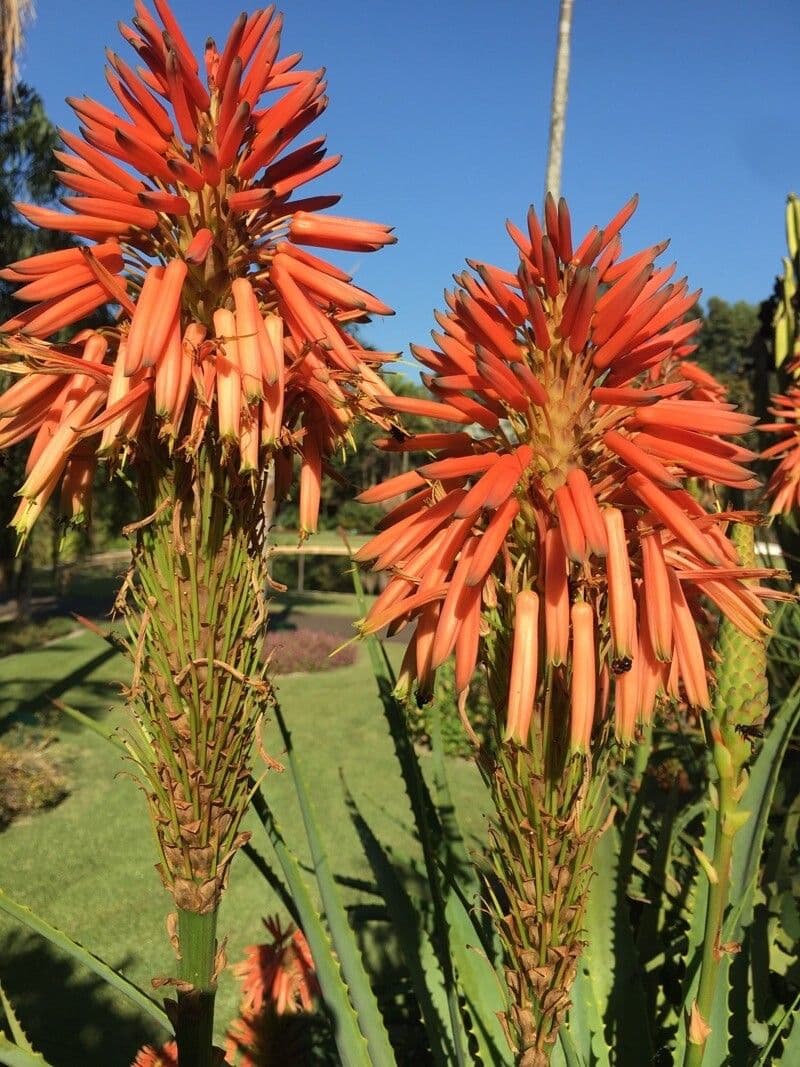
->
[692,295,761,415]
[0,84,69,609]
[0,0,33,109]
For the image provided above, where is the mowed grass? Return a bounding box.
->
[0,621,488,1065]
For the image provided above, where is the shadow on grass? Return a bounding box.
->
[0,644,119,739]
[0,929,165,1066]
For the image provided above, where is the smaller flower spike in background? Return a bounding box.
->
[0,0,397,542]
[762,384,800,513]
[359,192,782,748]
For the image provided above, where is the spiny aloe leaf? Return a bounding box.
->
[0,981,34,1054]
[271,704,396,1067]
[250,786,375,1067]
[725,682,800,942]
[443,878,511,1065]
[753,991,800,1066]
[347,547,471,1064]
[550,1025,585,1067]
[0,1038,53,1067]
[673,804,715,1065]
[428,698,482,907]
[0,888,168,1031]
[345,786,454,1067]
[571,823,652,1066]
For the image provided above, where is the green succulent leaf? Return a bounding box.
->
[0,889,168,1032]
[0,1038,53,1067]
[271,703,396,1067]
[345,788,454,1067]
[250,786,375,1067]
[0,982,34,1054]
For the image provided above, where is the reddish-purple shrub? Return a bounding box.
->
[264,629,357,675]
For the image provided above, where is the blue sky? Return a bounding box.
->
[18,1,800,373]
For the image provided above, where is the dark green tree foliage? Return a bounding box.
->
[691,296,761,416]
[0,83,65,598]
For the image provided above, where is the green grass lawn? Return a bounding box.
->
[0,623,488,1065]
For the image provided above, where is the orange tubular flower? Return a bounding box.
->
[761,385,800,514]
[131,1041,178,1067]
[0,0,395,540]
[359,194,779,746]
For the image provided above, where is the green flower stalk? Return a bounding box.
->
[684,523,769,1066]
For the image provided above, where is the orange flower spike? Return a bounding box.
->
[603,508,635,661]
[636,607,663,724]
[142,258,188,369]
[261,315,285,443]
[505,590,540,743]
[60,451,97,523]
[298,428,322,537]
[604,429,681,489]
[231,278,266,402]
[213,308,242,443]
[627,472,722,565]
[667,568,710,708]
[465,496,520,587]
[413,603,441,697]
[544,527,569,665]
[614,632,640,743]
[154,311,183,421]
[239,405,261,473]
[640,529,673,659]
[570,600,596,752]
[455,590,482,695]
[431,536,481,668]
[19,387,105,500]
[554,484,587,562]
[566,468,608,556]
[288,211,396,253]
[125,265,165,375]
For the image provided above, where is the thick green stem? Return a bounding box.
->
[175,907,218,1067]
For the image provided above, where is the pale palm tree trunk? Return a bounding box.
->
[544,0,574,201]
[1,0,34,109]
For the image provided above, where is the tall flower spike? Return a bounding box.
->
[0,0,396,539]
[360,193,779,732]
[358,192,784,1063]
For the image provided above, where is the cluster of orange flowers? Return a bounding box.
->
[762,381,800,514]
[133,917,316,1067]
[358,196,779,746]
[0,0,395,538]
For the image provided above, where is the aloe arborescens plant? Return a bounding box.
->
[0,2,395,1061]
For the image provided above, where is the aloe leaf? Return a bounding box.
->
[0,888,169,1031]
[572,822,651,1066]
[0,1038,53,1067]
[443,879,511,1065]
[725,683,800,941]
[271,703,396,1067]
[428,697,482,906]
[0,981,34,1053]
[50,697,127,753]
[673,804,714,1064]
[753,991,800,1066]
[345,787,454,1067]
[551,1024,585,1067]
[250,787,374,1067]
[347,549,472,1063]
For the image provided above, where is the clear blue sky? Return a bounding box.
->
[18,1,800,373]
